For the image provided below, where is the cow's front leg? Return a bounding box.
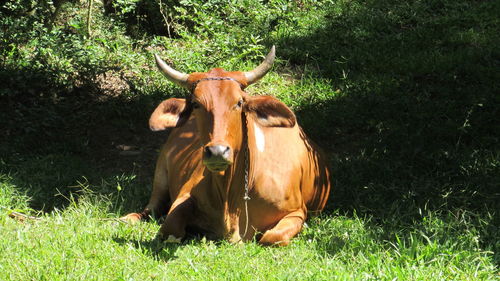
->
[258,209,306,246]
[157,194,194,243]
[121,152,171,223]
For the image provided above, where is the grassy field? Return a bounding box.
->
[1,0,498,279]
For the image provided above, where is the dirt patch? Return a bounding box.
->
[93,70,132,100]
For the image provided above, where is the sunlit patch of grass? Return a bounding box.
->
[0,193,496,279]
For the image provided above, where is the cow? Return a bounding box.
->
[122,46,331,246]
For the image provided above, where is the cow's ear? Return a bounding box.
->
[244,96,296,127]
[149,98,192,131]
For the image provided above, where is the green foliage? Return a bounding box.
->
[0,0,499,278]
[113,0,141,14]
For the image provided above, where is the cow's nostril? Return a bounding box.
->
[204,146,213,158]
[222,146,230,157]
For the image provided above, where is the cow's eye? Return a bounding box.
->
[192,102,200,109]
[235,99,243,109]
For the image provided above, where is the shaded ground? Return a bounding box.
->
[0,65,170,212]
[276,0,500,217]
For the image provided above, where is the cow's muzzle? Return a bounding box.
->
[203,144,232,172]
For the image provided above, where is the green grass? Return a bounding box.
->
[0,187,496,280]
[0,0,499,279]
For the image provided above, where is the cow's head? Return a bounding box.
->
[149,46,296,172]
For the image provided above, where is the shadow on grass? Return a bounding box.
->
[0,65,178,212]
[275,0,499,215]
[112,233,218,262]
[112,236,183,261]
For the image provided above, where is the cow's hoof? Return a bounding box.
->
[164,235,182,244]
[119,213,142,224]
[258,230,290,247]
[154,232,183,244]
[228,232,243,244]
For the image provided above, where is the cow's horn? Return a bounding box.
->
[244,45,275,85]
[154,54,189,88]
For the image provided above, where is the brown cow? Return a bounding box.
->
[122,46,331,246]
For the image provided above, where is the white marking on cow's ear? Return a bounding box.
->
[254,123,265,152]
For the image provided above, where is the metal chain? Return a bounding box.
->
[190,77,244,92]
[242,113,251,239]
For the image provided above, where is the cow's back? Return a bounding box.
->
[298,128,330,213]
[246,116,330,216]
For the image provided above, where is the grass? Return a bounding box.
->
[0,0,499,279]
[0,187,496,280]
